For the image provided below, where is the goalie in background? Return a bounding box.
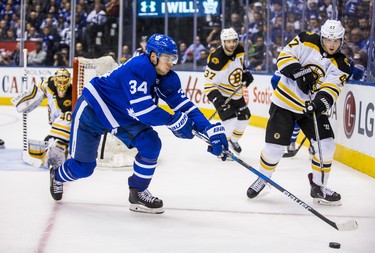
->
[204,28,254,154]
[12,68,72,168]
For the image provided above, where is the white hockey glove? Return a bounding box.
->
[11,85,44,113]
[42,138,68,168]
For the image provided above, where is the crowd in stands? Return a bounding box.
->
[0,0,372,82]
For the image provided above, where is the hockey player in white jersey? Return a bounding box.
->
[12,68,72,167]
[204,28,254,154]
[246,20,350,206]
[49,34,228,214]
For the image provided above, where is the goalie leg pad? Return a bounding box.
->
[28,139,48,159]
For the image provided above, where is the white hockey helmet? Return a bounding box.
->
[320,19,345,45]
[220,28,239,46]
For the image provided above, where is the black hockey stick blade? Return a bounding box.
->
[282,137,307,158]
[193,131,359,231]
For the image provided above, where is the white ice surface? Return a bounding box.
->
[0,106,374,253]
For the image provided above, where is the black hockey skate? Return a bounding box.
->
[0,139,4,149]
[229,139,242,153]
[50,166,63,201]
[308,173,341,206]
[129,188,164,214]
[247,177,266,199]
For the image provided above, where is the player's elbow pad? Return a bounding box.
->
[11,85,44,113]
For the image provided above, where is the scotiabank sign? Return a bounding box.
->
[138,0,221,17]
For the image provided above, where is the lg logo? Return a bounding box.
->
[343,91,356,138]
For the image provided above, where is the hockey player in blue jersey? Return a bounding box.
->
[49,34,228,214]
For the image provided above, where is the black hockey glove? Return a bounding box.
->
[291,67,316,95]
[208,90,229,111]
[242,68,254,87]
[303,92,333,119]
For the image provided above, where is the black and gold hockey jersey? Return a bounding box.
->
[203,44,246,100]
[274,32,351,113]
[38,76,72,142]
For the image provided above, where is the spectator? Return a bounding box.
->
[184,50,194,64]
[206,23,221,48]
[351,53,367,81]
[53,48,69,67]
[248,35,267,71]
[74,42,89,58]
[40,26,59,65]
[177,42,187,64]
[86,2,108,55]
[27,25,42,41]
[28,41,47,66]
[350,27,366,50]
[133,36,147,57]
[228,13,243,34]
[196,49,209,66]
[306,0,320,20]
[183,36,206,63]
[307,15,320,34]
[120,44,132,63]
[0,50,10,66]
[10,42,21,66]
[4,28,16,41]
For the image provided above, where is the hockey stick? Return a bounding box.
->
[309,91,325,189]
[282,137,307,158]
[193,130,358,231]
[21,48,42,167]
[208,84,243,121]
[99,129,108,159]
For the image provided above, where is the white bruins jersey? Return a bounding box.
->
[274,32,351,113]
[38,77,72,142]
[204,44,245,100]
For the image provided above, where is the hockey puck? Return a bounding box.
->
[329,242,341,249]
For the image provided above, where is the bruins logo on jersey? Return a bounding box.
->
[228,68,243,87]
[211,57,219,64]
[63,100,72,107]
[305,64,325,88]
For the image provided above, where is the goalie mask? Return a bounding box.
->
[54,68,71,97]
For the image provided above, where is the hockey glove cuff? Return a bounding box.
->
[242,68,254,87]
[205,123,228,161]
[167,112,194,139]
[291,67,316,95]
[303,92,333,118]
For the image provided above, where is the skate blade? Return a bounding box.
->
[129,203,164,214]
[313,198,342,206]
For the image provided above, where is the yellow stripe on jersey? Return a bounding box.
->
[276,53,298,69]
[274,81,305,111]
[204,83,217,94]
[304,41,320,52]
[318,83,341,100]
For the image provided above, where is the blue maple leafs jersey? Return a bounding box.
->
[81,54,210,133]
